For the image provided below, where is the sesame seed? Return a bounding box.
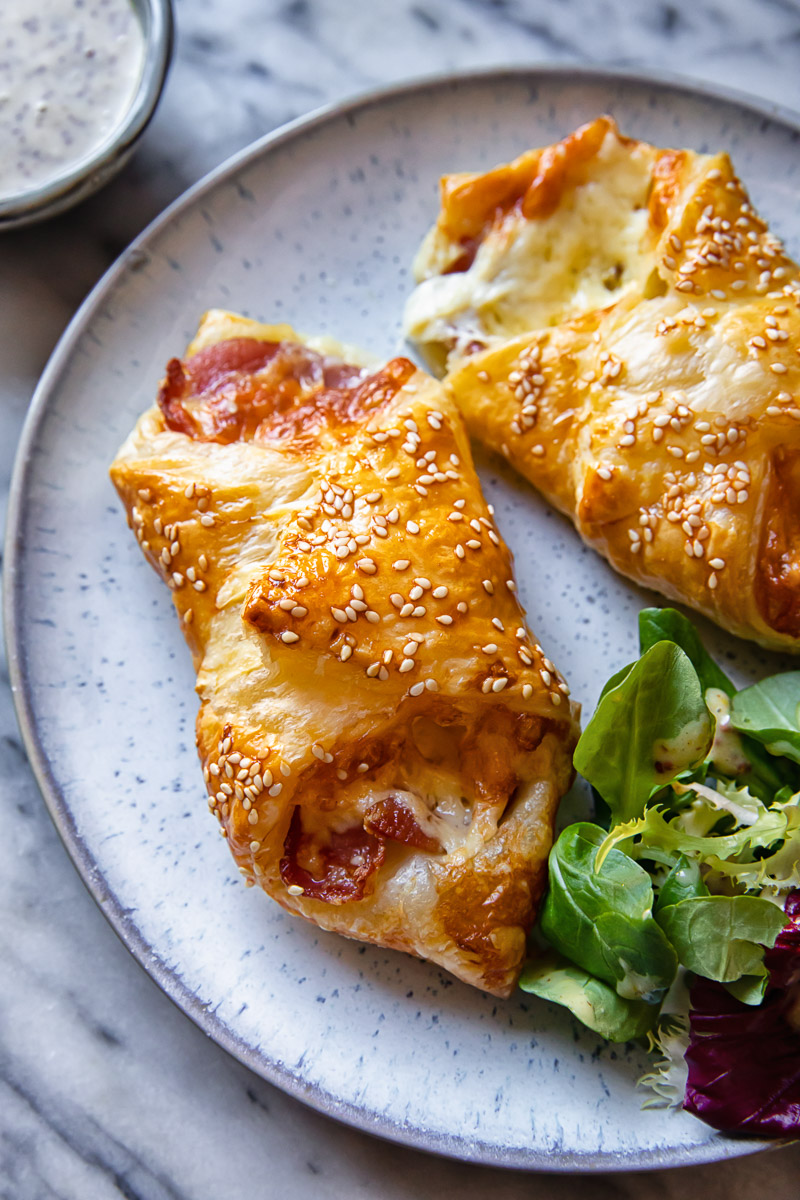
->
[365,610,380,623]
[482,580,494,594]
[400,603,414,617]
[409,586,424,601]
[522,684,533,700]
[406,521,420,534]
[399,658,415,673]
[340,645,352,661]
[281,631,300,644]
[409,681,425,696]
[492,678,508,692]
[200,514,215,527]
[393,559,410,570]
[193,580,206,592]
[457,602,468,613]
[287,884,304,896]
[411,606,426,617]
[771,363,788,374]
[331,607,347,622]
[366,662,380,677]
[436,615,453,626]
[482,643,498,654]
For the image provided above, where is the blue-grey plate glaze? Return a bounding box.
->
[7,68,800,1171]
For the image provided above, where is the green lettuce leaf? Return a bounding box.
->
[638,608,733,695]
[595,801,788,873]
[723,970,770,1006]
[640,610,797,796]
[655,895,786,982]
[540,823,677,1002]
[574,641,713,824]
[519,952,659,1042]
[655,854,708,912]
[731,673,800,765]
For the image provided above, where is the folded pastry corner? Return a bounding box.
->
[404,116,800,653]
[110,310,579,997]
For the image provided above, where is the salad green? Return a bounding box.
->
[519,608,800,1133]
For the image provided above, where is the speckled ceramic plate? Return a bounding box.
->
[8,67,800,1171]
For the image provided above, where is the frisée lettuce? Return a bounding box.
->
[519,608,800,1136]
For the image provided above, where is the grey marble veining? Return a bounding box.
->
[3,0,800,1196]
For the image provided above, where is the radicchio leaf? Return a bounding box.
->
[684,891,800,1135]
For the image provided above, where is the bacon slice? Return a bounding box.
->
[157,336,414,449]
[280,807,385,904]
[364,795,443,854]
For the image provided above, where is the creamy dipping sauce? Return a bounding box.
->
[0,0,145,201]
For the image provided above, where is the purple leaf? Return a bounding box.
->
[684,891,800,1135]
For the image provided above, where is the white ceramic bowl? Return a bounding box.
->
[0,0,173,231]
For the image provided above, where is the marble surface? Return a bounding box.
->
[4,0,800,1195]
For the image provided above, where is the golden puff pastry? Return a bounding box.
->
[110,309,579,997]
[405,116,800,651]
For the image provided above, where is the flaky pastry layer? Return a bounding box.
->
[405,116,800,651]
[111,310,579,996]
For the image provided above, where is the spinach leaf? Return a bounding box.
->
[731,673,800,765]
[520,952,659,1042]
[639,608,733,695]
[655,854,708,913]
[540,824,677,1002]
[655,895,786,982]
[597,660,636,704]
[574,641,713,823]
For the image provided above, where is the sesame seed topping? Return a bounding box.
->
[393,559,410,570]
[281,631,300,644]
[492,678,508,692]
[409,682,425,696]
[287,884,304,896]
[482,643,498,654]
[436,615,453,626]
[771,363,788,374]
[399,658,415,673]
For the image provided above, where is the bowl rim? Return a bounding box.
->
[0,0,174,224]
[6,63,800,1172]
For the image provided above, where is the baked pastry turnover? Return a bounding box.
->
[110,310,579,996]
[405,117,800,652]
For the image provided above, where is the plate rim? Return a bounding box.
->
[7,63,800,1172]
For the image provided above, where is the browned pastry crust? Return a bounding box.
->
[110,310,579,996]
[405,116,800,652]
